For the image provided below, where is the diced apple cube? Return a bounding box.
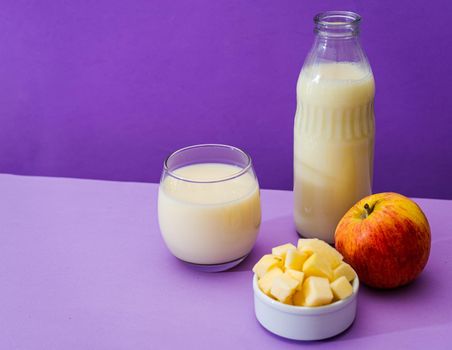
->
[330,276,353,300]
[252,254,283,278]
[298,238,343,268]
[270,273,299,303]
[272,243,296,259]
[283,297,293,305]
[258,267,283,295]
[303,276,333,307]
[333,262,356,282]
[255,240,353,307]
[293,290,305,306]
[302,253,333,281]
[284,249,309,271]
[285,269,304,290]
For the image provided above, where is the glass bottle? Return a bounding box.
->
[294,11,375,243]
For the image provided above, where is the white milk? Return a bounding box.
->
[294,62,375,243]
[158,163,261,264]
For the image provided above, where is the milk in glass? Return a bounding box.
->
[158,163,261,264]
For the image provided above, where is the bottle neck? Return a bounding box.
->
[314,11,361,39]
[306,11,368,66]
[313,34,360,47]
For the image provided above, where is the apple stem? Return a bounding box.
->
[364,203,373,218]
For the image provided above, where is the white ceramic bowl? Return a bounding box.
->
[253,274,359,341]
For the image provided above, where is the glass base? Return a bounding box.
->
[178,254,249,272]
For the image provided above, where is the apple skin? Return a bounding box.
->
[334,192,431,289]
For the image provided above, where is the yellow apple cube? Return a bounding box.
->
[293,290,305,306]
[303,276,333,307]
[330,276,353,300]
[333,262,356,282]
[284,297,293,305]
[284,249,309,271]
[270,273,300,303]
[298,238,343,268]
[258,267,283,295]
[272,243,296,259]
[285,269,305,290]
[302,253,333,281]
[253,254,283,278]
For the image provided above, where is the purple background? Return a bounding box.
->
[0,1,451,199]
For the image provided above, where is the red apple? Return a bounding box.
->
[334,192,431,289]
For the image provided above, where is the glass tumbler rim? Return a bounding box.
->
[163,144,253,184]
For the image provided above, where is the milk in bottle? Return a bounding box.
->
[294,12,375,243]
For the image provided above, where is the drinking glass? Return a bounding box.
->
[158,144,261,272]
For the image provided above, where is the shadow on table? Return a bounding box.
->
[343,237,451,340]
[256,317,357,346]
[235,220,452,343]
[334,237,452,342]
[254,266,451,346]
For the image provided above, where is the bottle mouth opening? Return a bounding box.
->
[314,11,361,36]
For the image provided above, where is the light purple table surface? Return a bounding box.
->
[1,174,451,349]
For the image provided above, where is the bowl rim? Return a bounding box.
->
[253,274,359,315]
